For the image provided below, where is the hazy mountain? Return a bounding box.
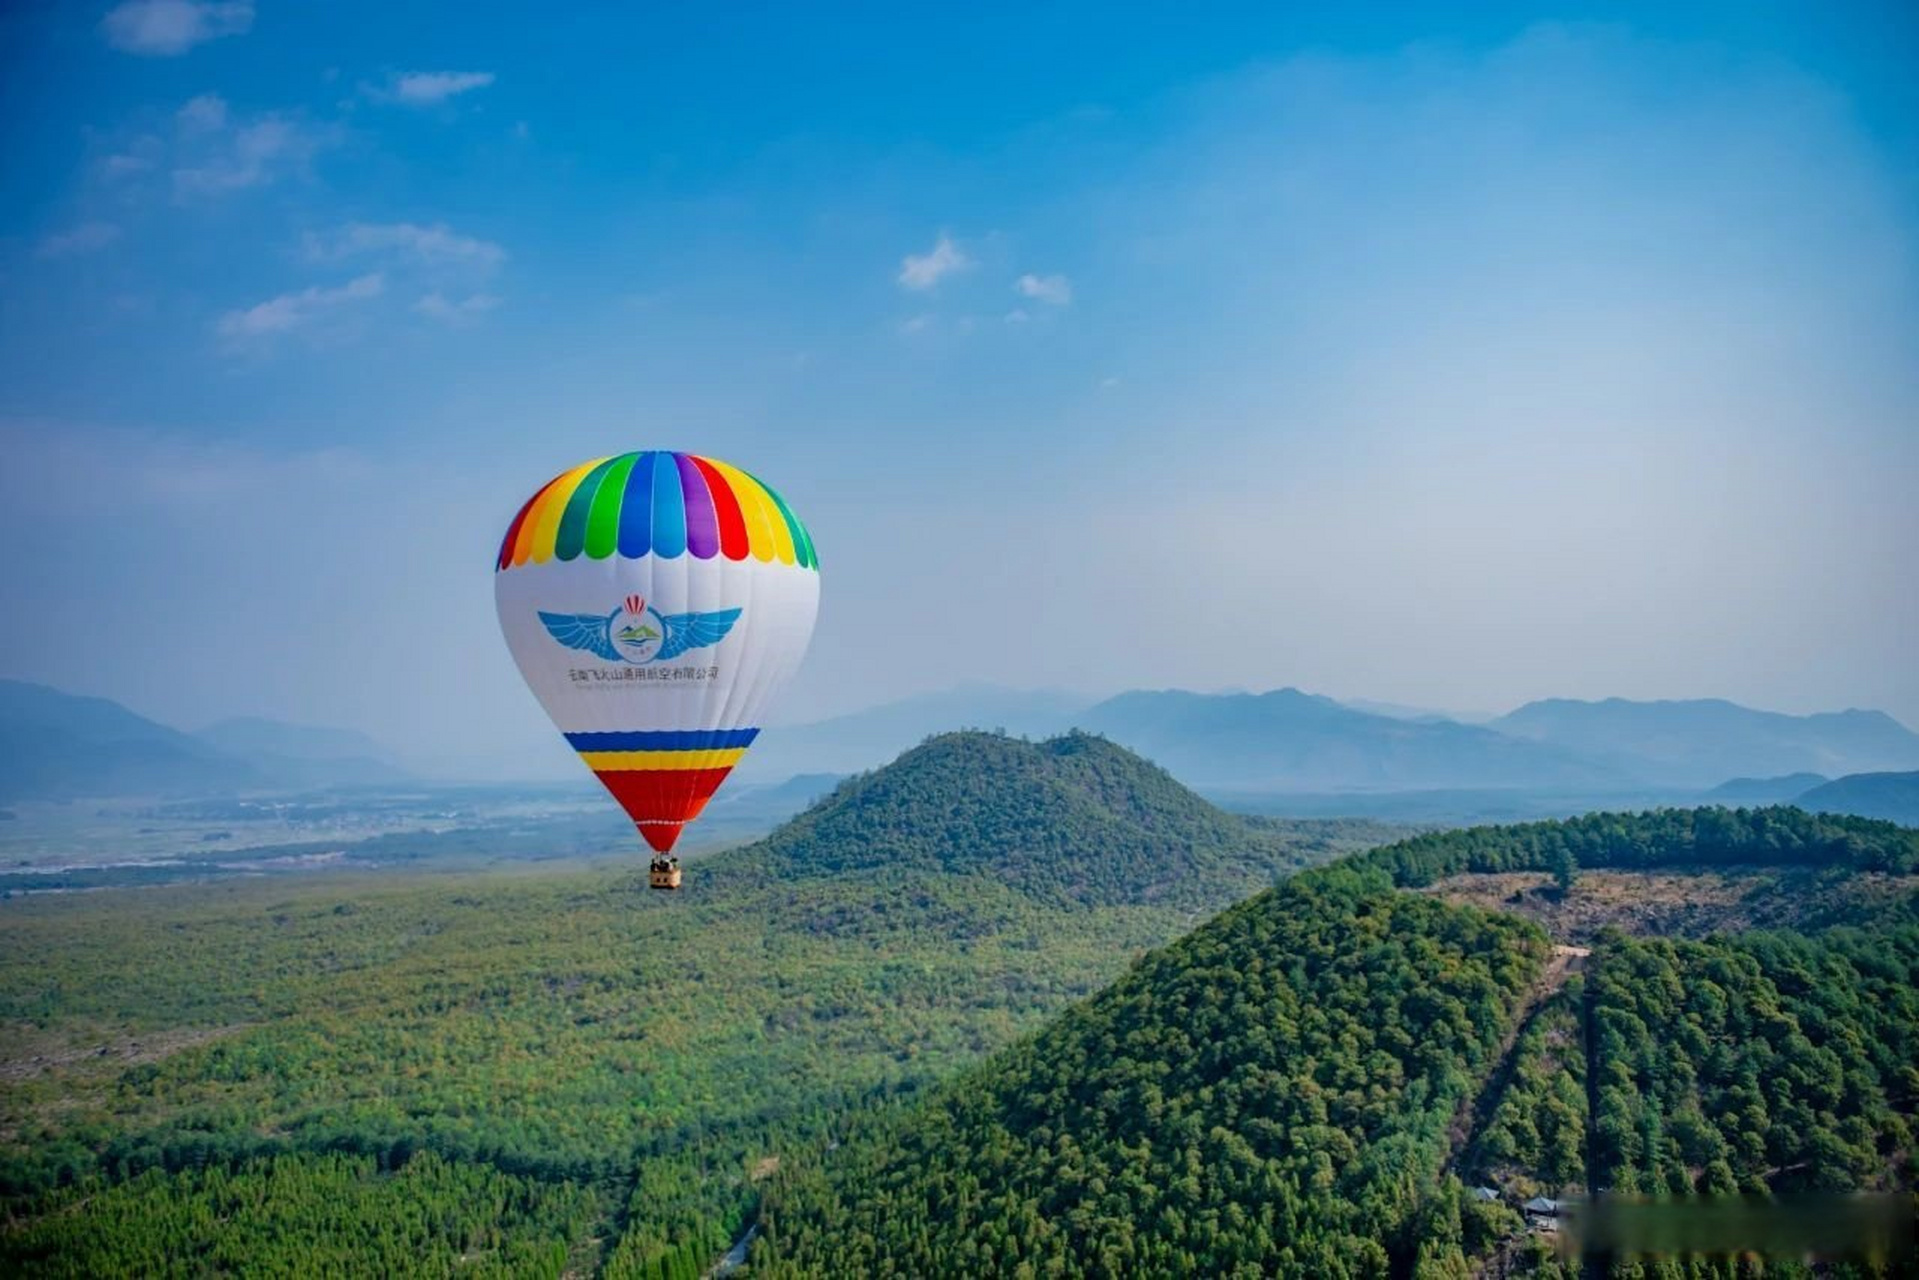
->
[734,684,1096,782]
[1493,697,1919,789]
[738,687,1919,807]
[1338,696,1492,724]
[0,680,261,801]
[0,682,414,800]
[742,730,1360,908]
[1703,772,1829,805]
[1794,771,1919,826]
[705,772,844,815]
[195,716,407,789]
[196,717,392,764]
[1070,687,1627,792]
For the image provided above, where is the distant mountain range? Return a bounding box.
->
[194,716,405,789]
[0,681,406,802]
[1074,688,1629,792]
[738,683,1094,782]
[7,675,1918,823]
[1794,771,1919,827]
[1703,772,1831,805]
[1491,697,1919,789]
[0,680,262,802]
[746,684,1919,814]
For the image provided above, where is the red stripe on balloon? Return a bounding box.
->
[689,455,750,560]
[496,491,540,568]
[593,767,736,852]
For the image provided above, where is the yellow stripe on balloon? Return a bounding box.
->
[522,457,609,566]
[577,747,749,771]
[706,459,791,563]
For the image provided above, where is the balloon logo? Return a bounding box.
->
[494,452,820,869]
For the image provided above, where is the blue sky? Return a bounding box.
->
[1,1,1914,777]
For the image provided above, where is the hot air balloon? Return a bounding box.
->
[494,451,819,888]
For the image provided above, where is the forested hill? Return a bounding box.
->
[1347,803,1919,887]
[757,806,1919,1278]
[731,731,1364,907]
[759,867,1549,1277]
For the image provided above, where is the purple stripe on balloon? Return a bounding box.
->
[676,452,721,558]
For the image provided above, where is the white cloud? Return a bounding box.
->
[1014,272,1072,306]
[102,149,159,178]
[172,108,326,196]
[216,273,384,340]
[37,221,122,258]
[414,292,500,324]
[101,0,252,56]
[91,96,323,198]
[176,92,229,131]
[375,71,496,106]
[898,234,970,290]
[1003,308,1031,325]
[899,313,935,333]
[306,222,505,270]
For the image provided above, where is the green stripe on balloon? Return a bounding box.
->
[583,453,638,559]
[554,456,620,561]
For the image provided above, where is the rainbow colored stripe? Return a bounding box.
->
[496,451,817,571]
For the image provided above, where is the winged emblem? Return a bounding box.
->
[538,604,742,664]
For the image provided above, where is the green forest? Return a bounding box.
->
[757,871,1548,1277]
[757,799,1919,1277]
[2,733,1915,1276]
[0,733,1386,1276]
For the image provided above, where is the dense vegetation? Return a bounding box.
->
[1588,926,1919,1196]
[757,807,1918,1278]
[1,1152,601,1278]
[0,732,1388,1275]
[6,749,1913,1276]
[758,868,1549,1277]
[1355,805,1919,887]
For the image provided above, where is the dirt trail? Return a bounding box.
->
[1442,945,1588,1177]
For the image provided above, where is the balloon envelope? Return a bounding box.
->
[494,451,819,852]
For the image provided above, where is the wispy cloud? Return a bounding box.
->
[1014,272,1072,306]
[101,148,159,179]
[216,273,384,340]
[372,71,496,106]
[898,234,970,290]
[414,292,501,324]
[101,0,252,57]
[37,221,122,258]
[305,222,505,270]
[170,96,329,197]
[176,92,228,132]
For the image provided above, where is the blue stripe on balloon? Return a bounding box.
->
[616,451,658,558]
[650,448,688,558]
[563,728,761,751]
